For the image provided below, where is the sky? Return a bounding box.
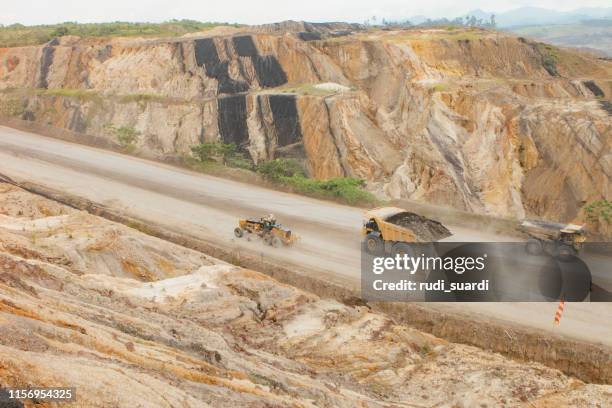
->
[1,0,610,26]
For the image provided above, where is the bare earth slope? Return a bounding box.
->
[1,184,611,407]
[0,26,610,224]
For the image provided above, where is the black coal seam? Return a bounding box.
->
[298,32,322,41]
[194,38,220,73]
[252,55,287,88]
[322,98,348,177]
[232,36,259,57]
[38,44,56,89]
[268,94,303,147]
[599,100,612,116]
[193,38,249,94]
[217,94,249,148]
[583,81,604,98]
[195,36,286,91]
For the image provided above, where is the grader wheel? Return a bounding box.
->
[234,227,244,238]
[271,236,282,248]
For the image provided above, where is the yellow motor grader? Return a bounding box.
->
[234,215,297,248]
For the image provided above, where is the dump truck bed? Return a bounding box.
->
[519,220,584,240]
[365,207,452,243]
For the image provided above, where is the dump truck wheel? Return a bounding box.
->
[557,244,577,261]
[271,236,282,248]
[526,239,542,255]
[234,228,244,238]
[263,234,272,245]
[365,233,382,254]
[544,241,559,257]
[392,242,413,257]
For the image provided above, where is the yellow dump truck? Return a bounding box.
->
[519,219,586,258]
[362,207,451,255]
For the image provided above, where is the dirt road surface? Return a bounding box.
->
[0,125,610,347]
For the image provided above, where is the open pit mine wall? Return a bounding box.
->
[0,32,610,223]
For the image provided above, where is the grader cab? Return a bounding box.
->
[234,216,297,248]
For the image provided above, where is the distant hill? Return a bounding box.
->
[465,7,612,28]
[510,20,612,57]
[405,7,612,57]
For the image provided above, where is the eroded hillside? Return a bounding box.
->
[0,25,610,223]
[0,183,611,407]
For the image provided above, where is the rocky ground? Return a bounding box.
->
[0,183,610,407]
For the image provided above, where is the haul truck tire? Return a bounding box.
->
[392,242,413,257]
[526,238,542,255]
[365,233,383,255]
[557,244,577,261]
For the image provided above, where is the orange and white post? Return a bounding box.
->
[554,299,565,326]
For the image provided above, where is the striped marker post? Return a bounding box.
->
[554,299,565,326]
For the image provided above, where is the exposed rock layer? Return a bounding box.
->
[0,27,610,222]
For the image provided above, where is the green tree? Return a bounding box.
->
[106,124,139,149]
[256,158,306,181]
[190,142,250,167]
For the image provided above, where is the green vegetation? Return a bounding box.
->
[106,124,139,151]
[281,175,378,206]
[584,200,611,225]
[189,147,378,206]
[191,142,252,169]
[536,43,560,76]
[2,87,177,106]
[0,20,241,47]
[257,158,378,206]
[256,158,306,179]
[274,83,339,96]
[1,87,101,101]
[389,28,487,43]
[432,83,448,92]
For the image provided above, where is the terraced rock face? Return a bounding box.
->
[1,184,611,407]
[0,27,610,223]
